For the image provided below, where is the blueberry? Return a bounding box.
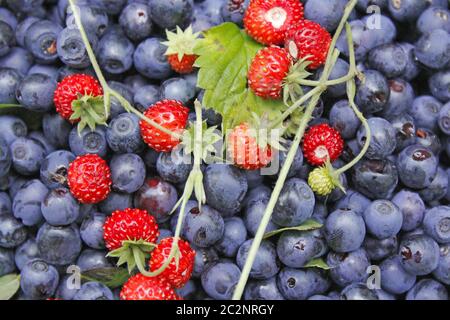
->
[336,20,375,61]
[277,141,304,178]
[0,47,34,76]
[57,27,97,69]
[15,17,40,47]
[417,6,450,34]
[16,73,57,112]
[415,29,450,69]
[388,0,427,22]
[243,198,278,237]
[0,139,11,178]
[41,188,80,226]
[13,179,48,226]
[24,20,61,64]
[55,275,79,300]
[244,277,285,300]
[221,0,250,25]
[406,279,448,300]
[69,126,108,158]
[438,102,450,134]
[272,178,315,227]
[98,191,132,215]
[340,283,378,300]
[14,238,40,271]
[277,268,330,300]
[0,192,11,215]
[80,212,106,249]
[0,68,21,104]
[389,114,416,152]
[192,244,219,278]
[327,248,370,288]
[9,137,44,176]
[73,282,114,300]
[324,208,366,253]
[334,189,371,215]
[409,95,443,132]
[0,7,18,29]
[243,184,270,208]
[76,249,112,272]
[191,13,216,33]
[201,260,241,300]
[0,213,27,249]
[36,223,82,266]
[304,0,347,32]
[41,114,70,150]
[176,280,197,299]
[361,14,397,48]
[391,190,425,232]
[399,234,440,276]
[65,5,109,37]
[134,177,178,223]
[363,200,402,239]
[398,42,420,81]
[204,164,248,217]
[396,145,438,190]
[148,0,194,29]
[352,158,399,199]
[423,206,450,244]
[119,2,153,42]
[364,235,398,261]
[356,70,390,114]
[106,114,143,154]
[418,167,448,203]
[356,0,387,11]
[108,81,134,119]
[7,0,44,14]
[379,255,416,294]
[124,74,148,94]
[156,152,193,185]
[0,115,27,145]
[20,259,59,300]
[379,79,415,119]
[133,38,172,80]
[433,244,450,285]
[237,239,279,280]
[90,0,127,15]
[357,117,396,160]
[8,175,29,199]
[40,150,75,189]
[156,228,173,243]
[28,131,56,156]
[0,21,14,57]
[329,100,361,139]
[214,217,247,258]
[97,27,134,74]
[0,247,14,276]
[429,69,450,102]
[182,204,224,248]
[159,77,196,104]
[133,84,159,112]
[311,202,328,224]
[110,153,146,193]
[368,44,408,78]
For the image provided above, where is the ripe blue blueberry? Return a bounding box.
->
[327,248,371,287]
[363,200,402,239]
[397,145,438,190]
[0,247,14,276]
[133,37,172,80]
[399,234,440,276]
[237,239,280,280]
[20,259,59,300]
[0,68,22,104]
[423,206,450,244]
[357,117,396,160]
[214,217,247,258]
[148,0,194,29]
[277,230,326,268]
[201,260,241,300]
[406,279,448,300]
[76,249,112,272]
[277,268,330,300]
[364,235,398,261]
[40,150,75,189]
[110,153,146,193]
[73,282,114,300]
[380,255,416,294]
[97,27,134,74]
[392,190,425,232]
[13,179,48,226]
[41,188,80,226]
[0,213,27,249]
[24,20,62,64]
[99,191,132,215]
[57,27,97,69]
[69,126,108,158]
[119,2,153,42]
[80,212,106,249]
[356,70,390,114]
[156,151,193,184]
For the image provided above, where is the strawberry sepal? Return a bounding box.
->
[70,94,107,134]
[107,239,157,274]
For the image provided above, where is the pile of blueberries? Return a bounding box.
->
[0,0,450,300]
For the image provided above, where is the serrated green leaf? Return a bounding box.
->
[81,267,130,289]
[263,219,323,239]
[194,23,286,132]
[303,258,331,270]
[0,274,20,300]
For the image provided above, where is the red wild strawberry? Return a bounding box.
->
[140,99,189,152]
[284,19,332,69]
[227,122,273,170]
[244,0,304,45]
[120,273,181,300]
[103,208,160,251]
[53,74,103,122]
[303,123,344,166]
[162,26,200,74]
[149,237,195,288]
[67,154,111,204]
[248,46,291,99]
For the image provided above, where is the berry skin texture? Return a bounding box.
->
[53,74,103,121]
[120,273,180,300]
[248,46,291,99]
[67,154,112,204]
[308,166,335,196]
[149,237,196,288]
[103,208,159,251]
[284,19,332,69]
[227,122,272,170]
[140,99,189,152]
[303,123,344,166]
[243,0,304,46]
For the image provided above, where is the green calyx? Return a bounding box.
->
[308,160,345,196]
[106,240,157,274]
[70,94,107,134]
[161,25,200,60]
[181,121,222,162]
[283,57,313,106]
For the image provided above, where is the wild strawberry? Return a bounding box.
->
[308,160,345,196]
[149,237,195,288]
[140,99,189,152]
[103,208,160,251]
[120,273,181,300]
[53,74,104,131]
[67,154,112,204]
[161,26,200,74]
[244,0,304,45]
[248,46,291,99]
[303,123,344,166]
[284,19,332,69]
[227,122,273,170]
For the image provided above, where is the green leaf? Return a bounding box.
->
[194,23,286,132]
[303,258,331,270]
[263,219,323,239]
[81,267,130,289]
[0,274,21,300]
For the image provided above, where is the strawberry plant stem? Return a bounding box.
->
[232,0,359,300]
